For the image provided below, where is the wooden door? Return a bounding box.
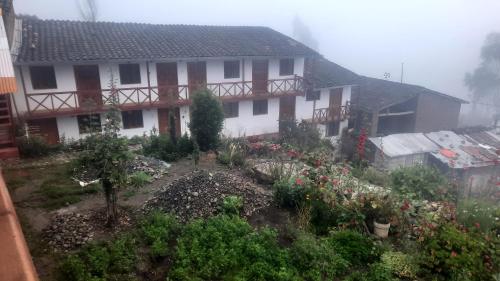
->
[27,118,60,144]
[158,107,181,137]
[187,61,206,95]
[156,62,178,102]
[74,65,102,108]
[252,60,268,94]
[279,96,296,133]
[329,88,343,121]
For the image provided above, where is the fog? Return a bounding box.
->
[14,0,500,124]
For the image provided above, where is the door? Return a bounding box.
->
[74,65,102,108]
[27,118,60,144]
[156,62,178,102]
[158,108,181,137]
[279,96,296,133]
[187,61,206,96]
[329,88,343,121]
[252,60,268,94]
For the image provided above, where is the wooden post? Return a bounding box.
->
[146,61,152,105]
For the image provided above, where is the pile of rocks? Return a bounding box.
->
[43,213,94,251]
[127,155,170,180]
[144,170,272,222]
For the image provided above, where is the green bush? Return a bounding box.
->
[327,230,382,266]
[380,251,418,279]
[142,133,194,162]
[177,133,194,156]
[289,232,349,280]
[279,120,322,152]
[18,135,62,158]
[273,178,311,209]
[360,167,389,186]
[390,165,454,201]
[457,199,500,233]
[344,263,396,281]
[140,211,180,258]
[221,195,243,216]
[170,215,298,281]
[57,235,137,281]
[128,171,152,188]
[418,223,498,280]
[189,89,224,152]
[217,138,247,168]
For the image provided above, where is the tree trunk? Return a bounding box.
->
[102,178,118,226]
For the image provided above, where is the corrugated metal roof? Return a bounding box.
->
[369,133,439,158]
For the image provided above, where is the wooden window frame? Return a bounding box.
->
[279,58,294,76]
[223,101,239,118]
[29,65,57,90]
[253,99,268,115]
[327,121,340,137]
[224,60,240,79]
[77,114,102,134]
[306,89,320,101]
[121,110,144,129]
[119,63,141,84]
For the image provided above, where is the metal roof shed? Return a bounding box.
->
[369,133,439,171]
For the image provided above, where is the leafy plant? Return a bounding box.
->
[221,195,243,216]
[380,251,418,279]
[189,89,224,152]
[17,135,62,158]
[128,171,152,188]
[327,230,382,266]
[279,119,322,152]
[360,167,389,186]
[140,211,180,258]
[456,199,500,233]
[390,165,454,201]
[217,138,247,168]
[142,133,180,161]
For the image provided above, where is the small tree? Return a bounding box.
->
[189,89,224,151]
[77,85,131,226]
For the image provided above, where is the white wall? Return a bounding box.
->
[223,98,280,137]
[179,105,190,136]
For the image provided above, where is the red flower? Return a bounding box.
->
[319,175,329,182]
[451,251,458,257]
[295,178,304,186]
[475,223,481,229]
[400,200,411,211]
[332,179,340,186]
[315,159,322,167]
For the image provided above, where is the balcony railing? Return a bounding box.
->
[25,76,304,116]
[312,103,351,123]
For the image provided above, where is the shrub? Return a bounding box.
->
[456,199,500,233]
[128,171,152,188]
[57,235,137,281]
[217,138,247,168]
[380,251,418,279]
[177,133,194,156]
[390,165,454,201]
[327,230,382,266]
[290,232,349,280]
[418,223,498,280]
[142,134,180,161]
[273,178,311,209]
[360,167,389,186]
[140,211,180,258]
[18,135,62,158]
[279,120,322,152]
[221,195,243,216]
[344,263,396,281]
[170,215,298,281]
[189,89,224,151]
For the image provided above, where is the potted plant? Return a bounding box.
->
[372,196,395,238]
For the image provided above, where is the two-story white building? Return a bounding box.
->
[7,18,357,145]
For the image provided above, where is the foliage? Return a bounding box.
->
[58,235,137,281]
[380,251,418,279]
[170,215,299,281]
[390,165,454,201]
[221,195,243,216]
[142,133,193,162]
[289,232,349,280]
[128,171,152,188]
[273,178,312,209]
[457,199,500,233]
[344,263,396,281]
[189,89,224,151]
[17,135,62,158]
[360,167,390,187]
[217,138,247,168]
[279,119,322,152]
[417,222,499,281]
[140,211,180,258]
[327,230,382,266]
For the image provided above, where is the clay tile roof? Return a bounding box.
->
[16,18,319,64]
[311,58,360,88]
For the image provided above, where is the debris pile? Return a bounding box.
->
[144,170,272,222]
[43,213,94,251]
[128,155,170,180]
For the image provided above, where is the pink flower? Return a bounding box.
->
[451,251,458,257]
[319,175,329,182]
[295,178,304,186]
[342,167,350,175]
[475,223,481,229]
[332,179,340,186]
[315,159,322,167]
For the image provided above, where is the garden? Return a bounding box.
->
[2,89,499,281]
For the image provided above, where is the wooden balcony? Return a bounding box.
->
[24,76,304,118]
[312,103,351,124]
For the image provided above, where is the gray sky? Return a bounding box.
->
[14,0,500,104]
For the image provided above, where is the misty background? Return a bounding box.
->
[14,0,500,125]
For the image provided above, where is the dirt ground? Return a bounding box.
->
[1,152,288,280]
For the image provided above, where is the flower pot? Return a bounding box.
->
[373,221,390,238]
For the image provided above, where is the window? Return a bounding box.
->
[30,66,57,89]
[306,89,320,101]
[253,99,268,115]
[121,110,144,129]
[119,63,141,84]
[279,58,294,76]
[77,114,101,134]
[223,102,239,118]
[224,60,240,79]
[327,121,340,137]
